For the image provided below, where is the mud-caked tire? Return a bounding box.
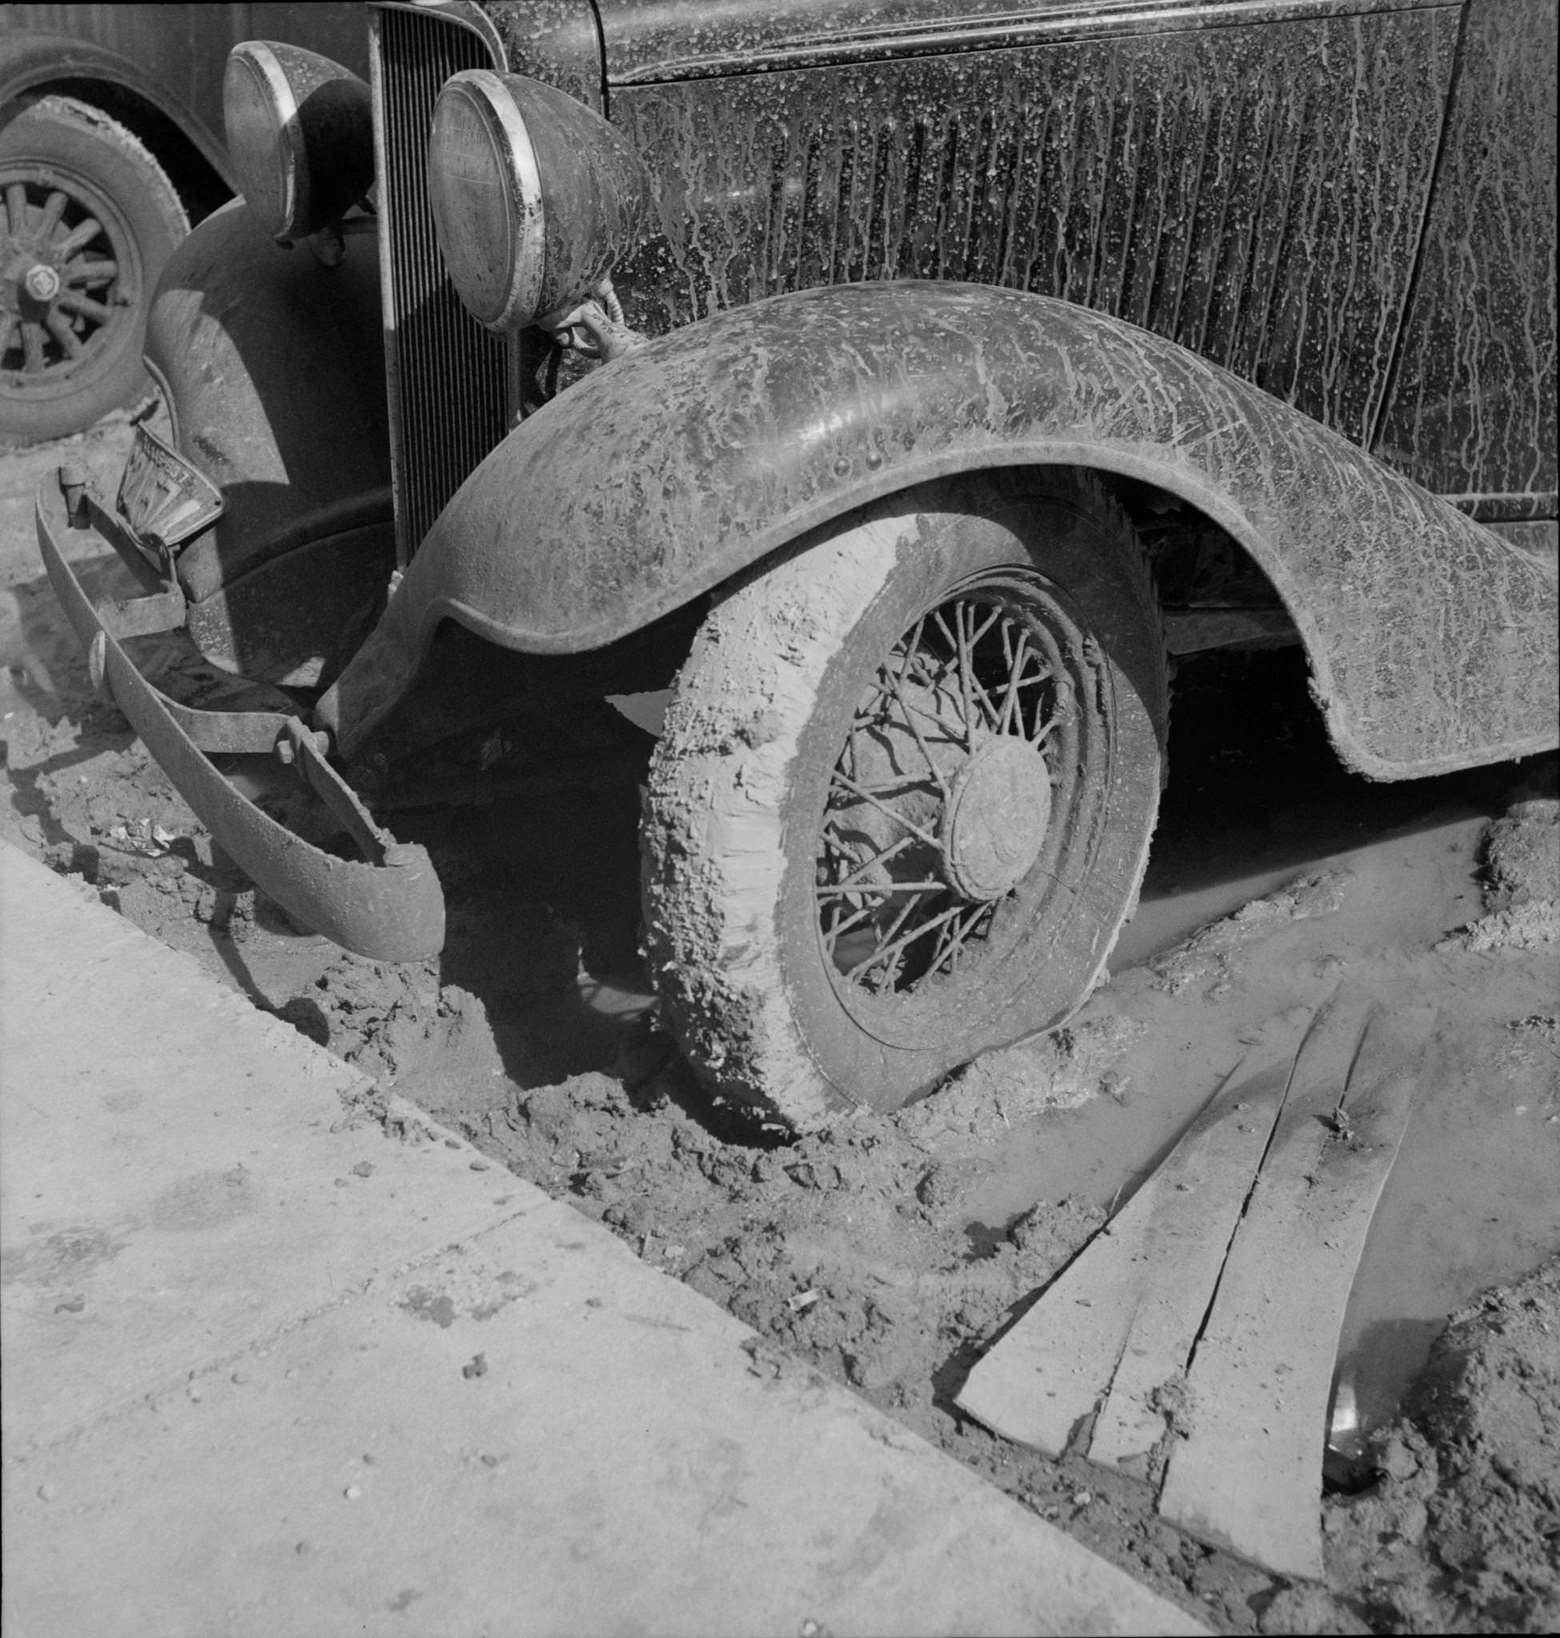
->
[0,96,188,443]
[641,471,1168,1129]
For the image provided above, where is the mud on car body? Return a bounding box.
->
[33,0,1558,1128]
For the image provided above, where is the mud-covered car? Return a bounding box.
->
[34,0,1557,1128]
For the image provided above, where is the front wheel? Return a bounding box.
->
[641,471,1168,1129]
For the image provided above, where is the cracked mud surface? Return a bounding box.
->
[3,422,1557,1633]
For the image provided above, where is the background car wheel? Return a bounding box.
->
[0,96,188,445]
[641,470,1168,1129]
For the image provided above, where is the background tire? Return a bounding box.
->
[0,96,187,444]
[641,470,1168,1129]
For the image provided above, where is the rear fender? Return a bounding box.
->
[321,282,1556,779]
[146,201,394,686]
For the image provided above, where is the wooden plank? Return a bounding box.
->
[1156,1003,1435,1579]
[955,1057,1288,1456]
[1086,996,1353,1474]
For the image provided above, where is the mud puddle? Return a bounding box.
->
[4,423,1558,1632]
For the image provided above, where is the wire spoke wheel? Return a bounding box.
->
[642,473,1167,1129]
[817,578,1083,1010]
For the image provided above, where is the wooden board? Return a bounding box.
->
[954,1057,1289,1457]
[1156,1003,1435,1578]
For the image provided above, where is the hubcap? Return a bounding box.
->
[23,262,60,301]
[941,735,1053,901]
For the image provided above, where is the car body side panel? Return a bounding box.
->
[605,0,1458,464]
[1370,0,1559,517]
[318,282,1557,781]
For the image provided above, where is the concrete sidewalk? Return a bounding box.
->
[0,840,1204,1637]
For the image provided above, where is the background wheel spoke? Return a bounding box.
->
[57,290,110,324]
[52,217,101,259]
[66,258,117,287]
[21,322,46,372]
[44,312,81,358]
[36,190,67,240]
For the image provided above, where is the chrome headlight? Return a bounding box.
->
[224,42,373,243]
[428,70,650,333]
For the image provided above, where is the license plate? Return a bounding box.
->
[115,423,224,552]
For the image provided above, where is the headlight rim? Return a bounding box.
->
[224,41,311,243]
[429,68,548,334]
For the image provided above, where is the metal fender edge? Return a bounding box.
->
[35,481,444,963]
[321,282,1557,780]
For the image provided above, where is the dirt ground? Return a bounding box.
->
[3,418,1557,1634]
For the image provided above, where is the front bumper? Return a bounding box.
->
[33,470,446,962]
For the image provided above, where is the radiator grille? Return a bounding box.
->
[375,8,509,559]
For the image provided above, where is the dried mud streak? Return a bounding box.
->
[1373,0,1557,507]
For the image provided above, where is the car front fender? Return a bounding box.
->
[321,281,1556,780]
[146,200,394,686]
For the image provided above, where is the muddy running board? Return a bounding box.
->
[34,480,445,962]
[956,995,1433,1580]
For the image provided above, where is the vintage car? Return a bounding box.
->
[34,0,1557,1129]
[0,1,365,440]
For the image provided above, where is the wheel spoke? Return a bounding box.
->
[37,189,67,241]
[21,321,46,372]
[830,770,937,801]
[882,660,953,798]
[52,217,101,259]
[822,899,883,952]
[57,290,111,324]
[843,881,941,984]
[66,257,118,287]
[815,879,945,898]
[932,901,995,974]
[957,601,1005,730]
[1000,630,1030,734]
[844,901,963,984]
[44,310,81,358]
[1034,676,1074,746]
[0,313,16,358]
[818,833,916,893]
[929,606,975,746]
[4,184,28,236]
[828,766,943,851]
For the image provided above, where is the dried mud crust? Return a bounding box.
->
[1319,1260,1560,1635]
[641,470,1166,1127]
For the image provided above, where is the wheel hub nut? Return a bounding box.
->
[24,263,61,302]
[941,737,1053,901]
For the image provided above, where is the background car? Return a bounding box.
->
[0,2,366,442]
